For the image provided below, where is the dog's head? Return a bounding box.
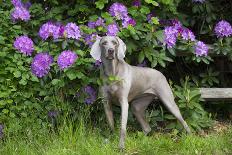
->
[90,36,126,61]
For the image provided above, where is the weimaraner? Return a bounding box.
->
[90,36,191,150]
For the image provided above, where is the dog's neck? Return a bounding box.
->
[101,58,120,77]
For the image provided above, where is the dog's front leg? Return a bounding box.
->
[119,98,129,150]
[103,100,114,131]
[100,88,114,131]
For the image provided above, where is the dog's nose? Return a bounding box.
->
[108,48,114,55]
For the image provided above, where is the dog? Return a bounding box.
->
[90,36,191,150]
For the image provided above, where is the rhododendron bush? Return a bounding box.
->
[0,0,232,132]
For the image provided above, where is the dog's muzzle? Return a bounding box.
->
[107,48,115,59]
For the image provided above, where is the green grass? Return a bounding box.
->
[0,121,231,155]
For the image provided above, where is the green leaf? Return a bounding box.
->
[138,52,145,63]
[13,71,21,78]
[66,71,77,80]
[140,6,150,14]
[166,122,176,129]
[31,75,39,82]
[151,59,157,68]
[95,0,108,10]
[145,0,159,6]
[2,109,9,114]
[19,79,27,85]
[151,17,159,25]
[52,79,61,85]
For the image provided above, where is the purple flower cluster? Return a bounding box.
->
[88,17,105,29]
[122,16,136,28]
[194,41,208,56]
[39,22,63,40]
[11,0,31,22]
[39,22,81,40]
[57,50,77,70]
[107,23,119,36]
[11,0,22,7]
[11,6,30,22]
[14,35,34,56]
[163,19,208,56]
[0,124,4,139]
[109,2,128,20]
[181,28,196,41]
[64,23,81,40]
[109,3,136,29]
[164,26,179,48]
[84,86,97,104]
[12,0,31,9]
[192,0,205,3]
[214,20,232,38]
[164,20,195,48]
[85,33,101,47]
[132,0,141,7]
[31,53,53,78]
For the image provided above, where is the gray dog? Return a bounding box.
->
[90,36,191,150]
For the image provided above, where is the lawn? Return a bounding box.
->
[0,121,231,155]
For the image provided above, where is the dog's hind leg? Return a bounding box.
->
[156,79,191,133]
[131,96,153,135]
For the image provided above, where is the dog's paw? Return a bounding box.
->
[143,127,152,136]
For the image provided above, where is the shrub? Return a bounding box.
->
[0,0,231,134]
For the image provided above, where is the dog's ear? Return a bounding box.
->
[116,37,126,60]
[90,39,101,60]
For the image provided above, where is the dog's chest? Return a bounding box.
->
[104,83,121,98]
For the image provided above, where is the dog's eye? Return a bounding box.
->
[112,41,117,45]
[102,41,107,45]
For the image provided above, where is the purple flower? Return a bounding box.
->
[181,28,195,41]
[87,18,105,29]
[137,60,147,67]
[122,16,136,28]
[106,23,119,36]
[0,124,4,139]
[85,33,101,47]
[39,22,62,40]
[109,2,128,20]
[11,6,30,22]
[194,41,208,56]
[23,2,32,9]
[214,20,232,38]
[132,0,141,7]
[192,0,205,3]
[48,110,59,118]
[64,23,81,40]
[88,21,96,29]
[164,26,179,48]
[57,50,77,70]
[95,17,105,27]
[171,19,183,33]
[11,0,31,8]
[14,35,34,56]
[58,25,65,37]
[31,53,53,78]
[94,60,102,67]
[11,0,22,7]
[147,13,154,22]
[84,86,97,104]
[159,19,173,26]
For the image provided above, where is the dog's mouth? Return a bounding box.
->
[106,56,115,60]
[106,53,115,60]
